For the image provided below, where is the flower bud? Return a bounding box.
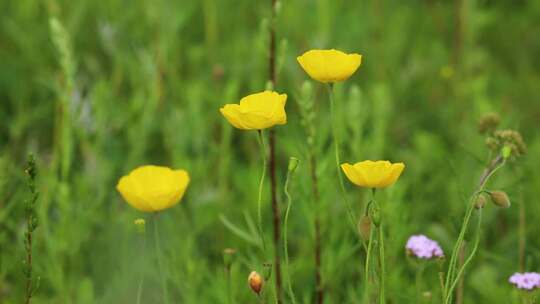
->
[288,157,299,173]
[369,205,381,227]
[489,191,511,208]
[502,145,512,159]
[248,271,263,295]
[357,215,372,241]
[134,218,146,234]
[262,262,273,281]
[474,194,487,209]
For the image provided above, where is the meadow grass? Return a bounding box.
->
[1,0,539,303]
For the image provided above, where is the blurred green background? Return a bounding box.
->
[1,0,539,303]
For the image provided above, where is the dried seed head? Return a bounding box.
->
[478,113,500,134]
[357,215,372,241]
[248,271,263,295]
[489,191,511,208]
[474,194,488,209]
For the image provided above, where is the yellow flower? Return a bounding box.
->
[220,91,287,130]
[340,160,405,189]
[297,49,362,83]
[117,165,190,212]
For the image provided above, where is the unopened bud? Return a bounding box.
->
[248,271,263,295]
[489,191,511,208]
[262,262,272,281]
[474,194,487,209]
[502,145,512,159]
[357,215,372,240]
[369,205,381,227]
[134,218,146,234]
[288,157,299,173]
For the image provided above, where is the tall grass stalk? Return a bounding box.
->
[23,155,39,304]
[267,0,282,301]
[257,130,268,254]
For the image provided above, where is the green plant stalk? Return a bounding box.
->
[136,230,147,304]
[283,169,297,304]
[257,130,268,254]
[24,155,39,304]
[444,155,505,302]
[327,84,356,229]
[415,263,426,303]
[378,207,386,304]
[226,266,232,304]
[445,210,483,303]
[363,217,375,303]
[153,215,169,304]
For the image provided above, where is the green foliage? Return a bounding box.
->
[1,0,539,303]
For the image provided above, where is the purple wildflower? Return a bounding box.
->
[509,272,540,290]
[405,235,444,259]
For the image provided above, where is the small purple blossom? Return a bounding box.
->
[405,235,444,259]
[509,272,540,290]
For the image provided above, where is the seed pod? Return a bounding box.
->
[357,215,372,240]
[369,205,381,227]
[248,271,263,295]
[489,191,511,208]
[474,194,487,209]
[288,157,299,173]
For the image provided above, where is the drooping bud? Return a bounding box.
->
[248,271,263,295]
[288,157,299,173]
[489,191,511,208]
[474,194,488,209]
[134,218,146,234]
[357,215,372,241]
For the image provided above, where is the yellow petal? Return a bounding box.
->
[341,163,367,187]
[297,49,362,83]
[220,91,287,130]
[379,163,405,188]
[116,165,190,212]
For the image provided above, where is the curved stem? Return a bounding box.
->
[327,84,356,229]
[283,170,298,304]
[153,214,169,304]
[445,210,483,303]
[257,130,268,254]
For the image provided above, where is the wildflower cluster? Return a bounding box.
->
[406,235,444,259]
[509,272,540,290]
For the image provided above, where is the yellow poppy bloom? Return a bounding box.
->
[341,160,404,189]
[220,91,287,130]
[116,165,190,212]
[297,49,362,83]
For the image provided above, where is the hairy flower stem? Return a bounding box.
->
[364,224,375,303]
[444,155,505,303]
[257,130,268,254]
[153,214,169,304]
[283,163,298,304]
[327,84,356,229]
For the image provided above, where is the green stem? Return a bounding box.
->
[153,214,169,304]
[445,210,483,304]
[226,267,232,304]
[444,156,505,302]
[364,213,375,303]
[415,264,425,303]
[136,231,147,304]
[283,169,297,304]
[257,130,268,254]
[378,215,386,304]
[327,84,356,229]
